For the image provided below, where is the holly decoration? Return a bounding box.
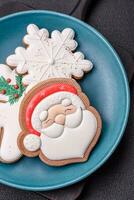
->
[0,75,26,104]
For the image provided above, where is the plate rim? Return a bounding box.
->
[0,10,130,191]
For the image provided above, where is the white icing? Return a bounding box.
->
[41,123,64,138]
[62,98,72,106]
[25,24,49,47]
[31,92,85,132]
[0,99,22,162]
[7,24,93,85]
[23,134,41,152]
[39,111,48,122]
[65,107,83,128]
[0,64,38,162]
[40,110,97,160]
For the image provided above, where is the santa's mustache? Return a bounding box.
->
[65,107,82,128]
[41,123,64,138]
[41,108,83,138]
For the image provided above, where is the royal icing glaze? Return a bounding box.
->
[23,134,41,152]
[7,24,93,85]
[61,98,72,106]
[0,100,22,162]
[40,110,97,160]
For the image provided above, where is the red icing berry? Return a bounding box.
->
[6,78,11,83]
[0,89,6,94]
[14,94,19,98]
[14,84,19,89]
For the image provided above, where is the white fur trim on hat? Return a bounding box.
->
[23,134,41,152]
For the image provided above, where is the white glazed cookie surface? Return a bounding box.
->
[23,134,41,152]
[0,100,22,162]
[7,24,93,85]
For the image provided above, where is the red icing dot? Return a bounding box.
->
[14,94,19,98]
[25,83,78,136]
[6,78,11,83]
[0,89,6,94]
[14,84,19,89]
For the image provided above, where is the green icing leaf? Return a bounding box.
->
[0,75,26,105]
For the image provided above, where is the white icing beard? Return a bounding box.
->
[40,109,97,160]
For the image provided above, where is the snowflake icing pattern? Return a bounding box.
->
[7,24,93,85]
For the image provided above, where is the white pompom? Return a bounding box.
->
[62,98,72,106]
[39,111,48,121]
[23,134,41,152]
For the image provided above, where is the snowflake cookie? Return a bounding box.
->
[6,24,93,85]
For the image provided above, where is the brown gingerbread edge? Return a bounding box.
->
[17,78,102,166]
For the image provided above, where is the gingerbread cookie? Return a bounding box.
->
[17,78,102,166]
[0,24,101,165]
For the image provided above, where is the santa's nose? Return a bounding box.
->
[55,114,65,125]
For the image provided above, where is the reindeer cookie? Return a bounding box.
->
[0,64,25,162]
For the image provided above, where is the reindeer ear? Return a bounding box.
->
[61,98,72,106]
[39,111,48,121]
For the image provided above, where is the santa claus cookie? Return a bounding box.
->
[17,78,102,166]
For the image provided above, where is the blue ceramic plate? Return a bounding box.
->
[0,11,129,191]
